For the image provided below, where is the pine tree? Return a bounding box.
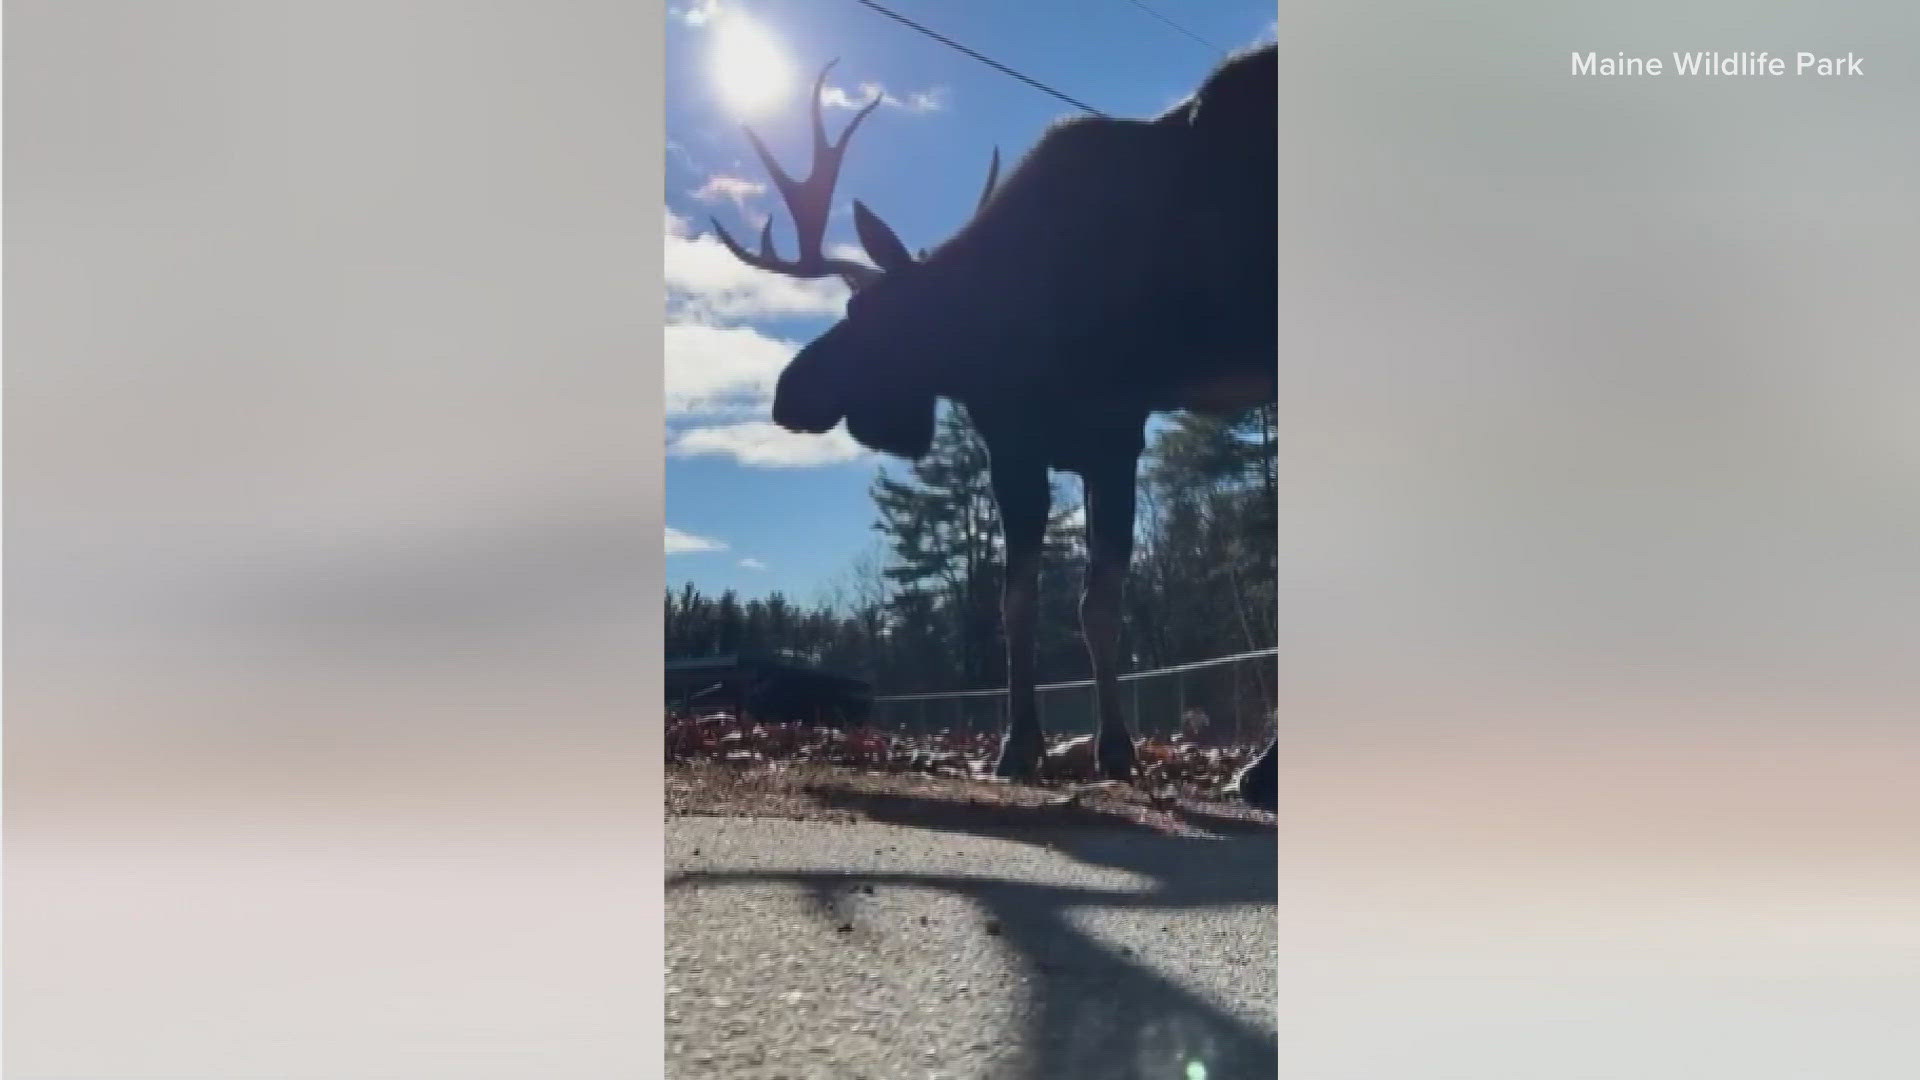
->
[664,403,1278,724]
[868,405,1001,687]
[867,404,1082,691]
[1135,404,1278,717]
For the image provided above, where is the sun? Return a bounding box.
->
[710,14,793,118]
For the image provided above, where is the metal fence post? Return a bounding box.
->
[1232,668,1242,745]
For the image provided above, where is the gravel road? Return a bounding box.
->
[667,815,1276,1079]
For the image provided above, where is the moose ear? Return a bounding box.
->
[853,200,916,273]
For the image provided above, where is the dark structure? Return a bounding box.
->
[665,650,872,726]
[712,46,1278,809]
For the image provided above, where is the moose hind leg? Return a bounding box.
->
[991,458,1048,781]
[1082,455,1140,783]
[1231,739,1277,811]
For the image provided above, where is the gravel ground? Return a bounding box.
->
[667,809,1277,1080]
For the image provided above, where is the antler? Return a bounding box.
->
[711,60,882,288]
[917,149,999,260]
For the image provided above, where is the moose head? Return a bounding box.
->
[710,61,998,460]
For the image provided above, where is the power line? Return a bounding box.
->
[1125,0,1227,56]
[851,0,1111,117]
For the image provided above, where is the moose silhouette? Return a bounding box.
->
[713,44,1280,809]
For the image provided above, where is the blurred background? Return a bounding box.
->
[7,2,658,1075]
[1270,2,1919,1076]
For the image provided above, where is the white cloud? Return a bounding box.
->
[825,239,872,264]
[666,138,700,175]
[670,421,865,467]
[903,88,948,112]
[738,557,769,571]
[821,82,948,114]
[666,526,728,554]
[670,0,723,28]
[664,321,796,417]
[662,207,868,470]
[691,175,766,213]
[664,209,850,322]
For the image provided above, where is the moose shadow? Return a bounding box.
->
[668,786,1277,1079]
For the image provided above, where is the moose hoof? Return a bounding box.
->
[1095,731,1137,783]
[1230,746,1277,812]
[993,733,1044,782]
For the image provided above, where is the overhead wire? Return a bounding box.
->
[1123,0,1227,56]
[849,0,1111,116]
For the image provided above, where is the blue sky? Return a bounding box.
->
[664,0,1275,605]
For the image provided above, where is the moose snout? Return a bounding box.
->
[770,339,845,433]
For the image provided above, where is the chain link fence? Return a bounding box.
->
[870,647,1277,746]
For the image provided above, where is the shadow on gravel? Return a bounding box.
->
[668,786,1277,1080]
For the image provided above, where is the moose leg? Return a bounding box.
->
[990,456,1049,781]
[1082,453,1140,782]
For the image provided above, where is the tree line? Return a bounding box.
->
[665,402,1276,699]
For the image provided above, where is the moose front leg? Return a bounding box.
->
[990,455,1049,781]
[1081,451,1141,782]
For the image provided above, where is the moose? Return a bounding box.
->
[712,45,1280,809]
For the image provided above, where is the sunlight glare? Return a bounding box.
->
[710,14,793,118]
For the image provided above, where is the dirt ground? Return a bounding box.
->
[666,760,1273,838]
